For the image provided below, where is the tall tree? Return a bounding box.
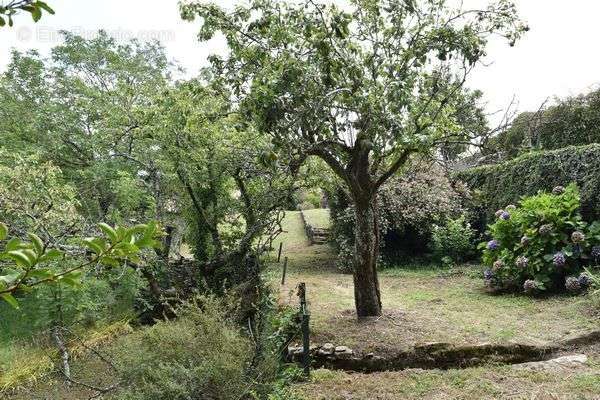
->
[182,0,527,316]
[147,81,295,288]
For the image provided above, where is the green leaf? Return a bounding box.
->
[0,271,22,285]
[83,238,104,255]
[0,16,5,27]
[0,222,7,240]
[59,273,81,287]
[28,269,55,280]
[36,1,55,14]
[39,249,64,262]
[7,250,32,268]
[98,256,120,268]
[98,223,118,243]
[1,293,19,309]
[28,233,44,256]
[5,238,21,251]
[22,249,38,265]
[30,6,42,22]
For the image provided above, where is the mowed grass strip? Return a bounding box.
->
[293,361,600,400]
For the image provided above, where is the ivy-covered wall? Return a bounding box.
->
[456,144,600,227]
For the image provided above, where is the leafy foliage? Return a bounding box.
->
[485,88,600,158]
[0,1,54,27]
[432,216,475,265]
[457,144,600,228]
[0,152,82,239]
[330,162,470,270]
[181,0,526,315]
[480,184,599,294]
[0,221,161,308]
[113,298,251,400]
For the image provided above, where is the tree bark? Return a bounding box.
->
[352,198,382,317]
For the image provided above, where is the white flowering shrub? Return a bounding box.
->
[330,163,471,270]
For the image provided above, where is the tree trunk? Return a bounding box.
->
[353,198,382,317]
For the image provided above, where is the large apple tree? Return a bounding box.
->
[181,0,527,317]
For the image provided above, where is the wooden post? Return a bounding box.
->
[298,282,310,377]
[277,242,283,262]
[281,256,288,285]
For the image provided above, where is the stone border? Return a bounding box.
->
[288,330,600,373]
[299,210,330,245]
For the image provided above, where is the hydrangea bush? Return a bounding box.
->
[480,183,600,294]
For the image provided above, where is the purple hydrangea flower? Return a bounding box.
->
[578,273,591,288]
[520,236,530,246]
[495,209,505,218]
[553,252,566,267]
[483,269,494,280]
[539,224,553,235]
[571,231,585,243]
[516,256,529,269]
[565,277,581,292]
[487,240,499,250]
[552,186,565,195]
[523,279,538,293]
[500,211,511,220]
[591,246,600,260]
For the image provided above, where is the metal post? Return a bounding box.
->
[281,256,288,285]
[298,282,310,377]
[277,242,283,262]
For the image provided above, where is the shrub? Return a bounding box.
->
[113,297,252,400]
[480,184,600,294]
[456,144,600,228]
[330,162,470,270]
[583,268,600,313]
[431,217,475,264]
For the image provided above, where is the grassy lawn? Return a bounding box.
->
[293,356,600,400]
[302,208,331,229]
[271,212,598,354]
[268,210,600,399]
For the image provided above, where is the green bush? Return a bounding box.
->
[456,144,600,228]
[584,267,600,312]
[113,297,252,400]
[330,162,469,270]
[431,217,475,264]
[480,184,599,294]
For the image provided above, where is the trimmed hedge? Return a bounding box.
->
[456,144,600,227]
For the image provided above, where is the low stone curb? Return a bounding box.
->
[288,330,600,373]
